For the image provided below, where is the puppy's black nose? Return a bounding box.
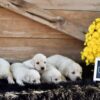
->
[76,77,81,81]
[41,67,44,70]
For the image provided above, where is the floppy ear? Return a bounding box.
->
[61,75,67,82]
[64,69,68,76]
[60,62,69,77]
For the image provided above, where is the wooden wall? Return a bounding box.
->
[0,0,100,62]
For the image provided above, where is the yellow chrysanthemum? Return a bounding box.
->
[81,18,100,65]
[88,24,95,33]
[96,23,100,31]
[96,18,100,22]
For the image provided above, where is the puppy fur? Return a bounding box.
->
[11,63,40,86]
[41,64,66,83]
[0,58,14,84]
[47,55,82,81]
[23,53,47,73]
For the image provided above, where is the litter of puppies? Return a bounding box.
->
[0,53,83,86]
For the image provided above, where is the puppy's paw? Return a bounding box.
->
[7,76,15,84]
[8,79,15,84]
[18,83,25,86]
[16,80,25,86]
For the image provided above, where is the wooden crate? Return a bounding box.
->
[0,0,100,62]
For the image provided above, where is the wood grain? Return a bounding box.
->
[0,1,99,62]
[0,8,100,39]
[0,38,82,47]
[0,0,85,41]
[24,0,100,11]
[0,38,82,62]
[0,46,82,62]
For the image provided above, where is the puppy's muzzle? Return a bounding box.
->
[76,77,81,81]
[41,67,45,71]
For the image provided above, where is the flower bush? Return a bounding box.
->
[81,18,100,65]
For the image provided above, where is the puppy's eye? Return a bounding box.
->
[33,80,36,83]
[36,62,39,64]
[55,78,58,81]
[72,71,75,74]
[44,61,46,64]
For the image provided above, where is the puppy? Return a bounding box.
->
[0,58,14,84]
[41,64,66,83]
[47,55,82,81]
[23,53,47,73]
[11,63,40,86]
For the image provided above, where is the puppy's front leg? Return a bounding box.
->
[16,79,24,86]
[7,73,15,84]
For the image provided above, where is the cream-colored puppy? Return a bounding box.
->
[47,55,82,81]
[0,58,14,84]
[11,63,40,86]
[41,64,66,83]
[23,53,47,73]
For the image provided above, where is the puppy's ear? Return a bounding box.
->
[61,63,69,77]
[61,75,67,82]
[63,68,68,77]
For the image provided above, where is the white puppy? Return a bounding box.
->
[11,63,40,86]
[23,53,47,73]
[41,64,66,83]
[47,55,82,81]
[0,58,14,84]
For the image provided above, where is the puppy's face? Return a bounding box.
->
[42,69,62,83]
[29,70,41,84]
[51,73,62,83]
[65,63,82,81]
[33,54,47,72]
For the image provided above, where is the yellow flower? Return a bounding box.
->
[81,18,100,65]
[96,23,100,30]
[92,32,99,38]
[88,24,95,33]
[96,18,100,22]
[86,59,89,65]
[81,53,85,60]
[97,29,100,34]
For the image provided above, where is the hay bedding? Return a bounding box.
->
[0,63,99,100]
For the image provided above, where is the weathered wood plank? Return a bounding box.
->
[0,38,82,62]
[0,1,99,62]
[0,38,82,47]
[0,8,100,39]
[0,47,82,62]
[0,0,85,41]
[0,8,71,39]
[53,10,100,29]
[24,0,100,11]
[0,30,69,39]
